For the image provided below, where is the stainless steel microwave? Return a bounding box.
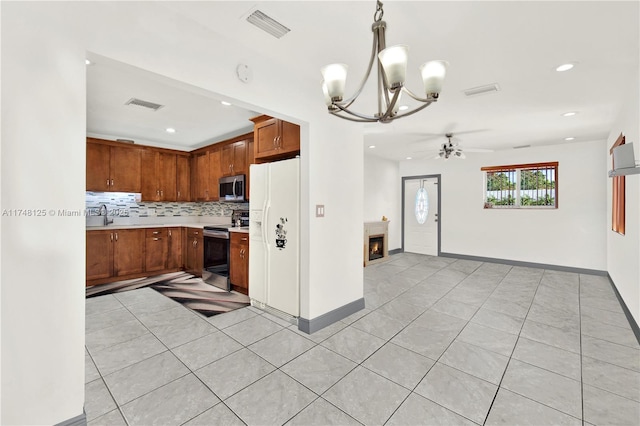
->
[219,174,246,202]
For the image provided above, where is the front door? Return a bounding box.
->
[403,176,439,255]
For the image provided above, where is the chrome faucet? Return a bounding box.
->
[99,204,113,226]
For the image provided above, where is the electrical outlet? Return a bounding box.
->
[316,204,325,217]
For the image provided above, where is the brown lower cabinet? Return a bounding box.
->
[230,232,249,295]
[184,227,203,276]
[167,227,183,270]
[86,229,145,285]
[86,227,185,286]
[145,228,168,272]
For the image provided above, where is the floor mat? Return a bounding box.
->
[86,272,250,317]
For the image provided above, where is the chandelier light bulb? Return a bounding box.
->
[320,63,348,101]
[378,45,409,89]
[420,60,448,96]
[322,82,333,106]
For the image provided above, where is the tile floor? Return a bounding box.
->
[85,253,640,425]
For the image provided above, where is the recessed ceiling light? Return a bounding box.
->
[398,105,409,111]
[221,101,232,106]
[556,63,574,72]
[165,128,176,133]
[368,145,376,149]
[562,111,578,117]
[406,156,412,160]
[564,137,575,141]
[85,59,91,65]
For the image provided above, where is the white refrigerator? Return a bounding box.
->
[249,157,300,317]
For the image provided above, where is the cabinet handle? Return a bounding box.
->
[106,179,110,186]
[111,179,114,186]
[177,191,181,198]
[168,230,172,237]
[115,232,118,242]
[153,231,160,235]
[241,237,248,241]
[160,190,163,197]
[273,136,277,148]
[193,240,198,247]
[156,190,160,196]
[193,231,199,235]
[153,237,161,241]
[110,233,113,242]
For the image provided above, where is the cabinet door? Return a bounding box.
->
[208,149,221,200]
[192,152,209,201]
[176,156,190,202]
[86,230,113,283]
[140,150,159,201]
[220,144,234,177]
[232,141,247,175]
[145,228,168,272]
[158,152,177,201]
[167,227,183,270]
[230,233,249,294]
[185,229,202,275]
[113,229,145,276]
[86,143,111,191]
[194,235,203,275]
[254,118,279,159]
[279,120,301,155]
[110,146,141,192]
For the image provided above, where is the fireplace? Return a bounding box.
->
[364,221,389,266]
[369,236,384,261]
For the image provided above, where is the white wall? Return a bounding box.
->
[364,154,401,250]
[400,140,607,271]
[606,75,640,325]
[1,6,87,424]
[1,3,363,424]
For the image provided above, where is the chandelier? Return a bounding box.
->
[321,1,448,123]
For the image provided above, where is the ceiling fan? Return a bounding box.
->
[433,133,493,160]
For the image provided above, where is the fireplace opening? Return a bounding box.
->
[369,235,384,261]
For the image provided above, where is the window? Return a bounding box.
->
[481,162,558,209]
[610,133,625,235]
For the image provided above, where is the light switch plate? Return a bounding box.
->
[316,204,325,217]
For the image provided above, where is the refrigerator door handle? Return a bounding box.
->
[263,203,270,249]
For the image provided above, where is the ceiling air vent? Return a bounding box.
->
[463,83,500,97]
[124,98,164,111]
[246,10,291,39]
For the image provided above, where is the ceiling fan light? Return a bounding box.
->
[378,45,408,89]
[420,60,448,96]
[320,63,348,101]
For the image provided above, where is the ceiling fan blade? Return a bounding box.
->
[463,148,494,153]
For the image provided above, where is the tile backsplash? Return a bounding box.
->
[86,192,249,218]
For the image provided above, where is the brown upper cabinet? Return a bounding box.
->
[250,115,300,161]
[176,155,190,202]
[141,149,178,202]
[191,148,221,202]
[87,139,141,192]
[220,140,248,177]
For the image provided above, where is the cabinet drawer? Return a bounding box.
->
[186,228,202,239]
[230,232,249,246]
[145,228,168,238]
